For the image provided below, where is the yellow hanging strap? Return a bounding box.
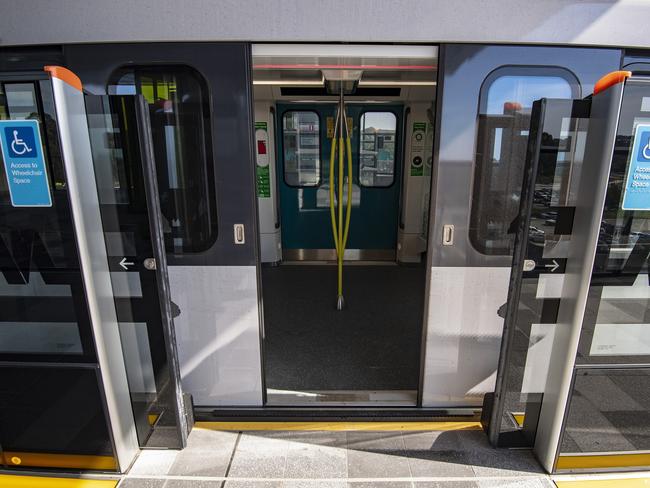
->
[328,98,353,310]
[342,112,353,251]
[337,122,345,305]
[329,109,340,256]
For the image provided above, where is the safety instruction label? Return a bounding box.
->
[622,123,650,210]
[0,120,52,207]
[255,121,271,198]
[327,116,353,138]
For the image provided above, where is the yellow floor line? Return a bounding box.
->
[512,413,525,428]
[195,421,482,431]
[0,474,117,488]
[2,452,117,471]
[557,453,650,471]
[555,477,650,488]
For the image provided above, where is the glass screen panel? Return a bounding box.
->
[560,368,650,454]
[283,111,320,187]
[0,365,116,470]
[576,80,650,365]
[86,94,184,448]
[359,112,396,187]
[492,98,589,447]
[0,80,96,361]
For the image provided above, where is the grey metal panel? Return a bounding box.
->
[168,265,263,407]
[49,73,139,471]
[64,43,258,267]
[1,1,650,48]
[533,81,625,473]
[421,266,511,407]
[419,44,621,408]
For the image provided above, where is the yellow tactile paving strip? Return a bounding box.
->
[195,420,482,431]
[0,475,117,488]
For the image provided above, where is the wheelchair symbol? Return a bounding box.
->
[10,129,32,156]
[643,140,650,160]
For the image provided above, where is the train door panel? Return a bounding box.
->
[421,45,622,408]
[277,103,402,258]
[66,43,262,407]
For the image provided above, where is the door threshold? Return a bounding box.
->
[194,406,481,422]
[266,389,417,406]
[283,248,396,262]
[278,260,398,266]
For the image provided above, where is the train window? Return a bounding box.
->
[109,66,217,254]
[282,111,320,187]
[470,67,579,255]
[359,111,397,187]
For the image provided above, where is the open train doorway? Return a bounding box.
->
[253,45,437,406]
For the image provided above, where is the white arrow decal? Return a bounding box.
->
[119,257,135,270]
[545,259,559,273]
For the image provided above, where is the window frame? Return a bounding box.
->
[358,109,399,189]
[469,65,581,256]
[280,109,322,188]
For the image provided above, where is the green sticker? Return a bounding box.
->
[413,122,427,132]
[256,165,270,198]
[255,121,267,130]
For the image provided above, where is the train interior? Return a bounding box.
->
[252,45,438,406]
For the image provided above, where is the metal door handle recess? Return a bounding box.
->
[523,259,536,272]
[442,224,454,246]
[234,224,245,244]
[143,258,157,270]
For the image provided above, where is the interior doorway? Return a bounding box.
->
[252,44,438,406]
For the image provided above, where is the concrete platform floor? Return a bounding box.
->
[117,424,554,488]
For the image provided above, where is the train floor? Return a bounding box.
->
[261,263,425,403]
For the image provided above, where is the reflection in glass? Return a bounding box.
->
[471,69,577,255]
[359,112,396,187]
[0,366,116,470]
[283,111,320,186]
[561,368,650,454]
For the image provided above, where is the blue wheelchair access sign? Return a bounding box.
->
[0,119,52,207]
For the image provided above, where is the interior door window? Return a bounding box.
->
[359,111,397,187]
[282,110,321,187]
